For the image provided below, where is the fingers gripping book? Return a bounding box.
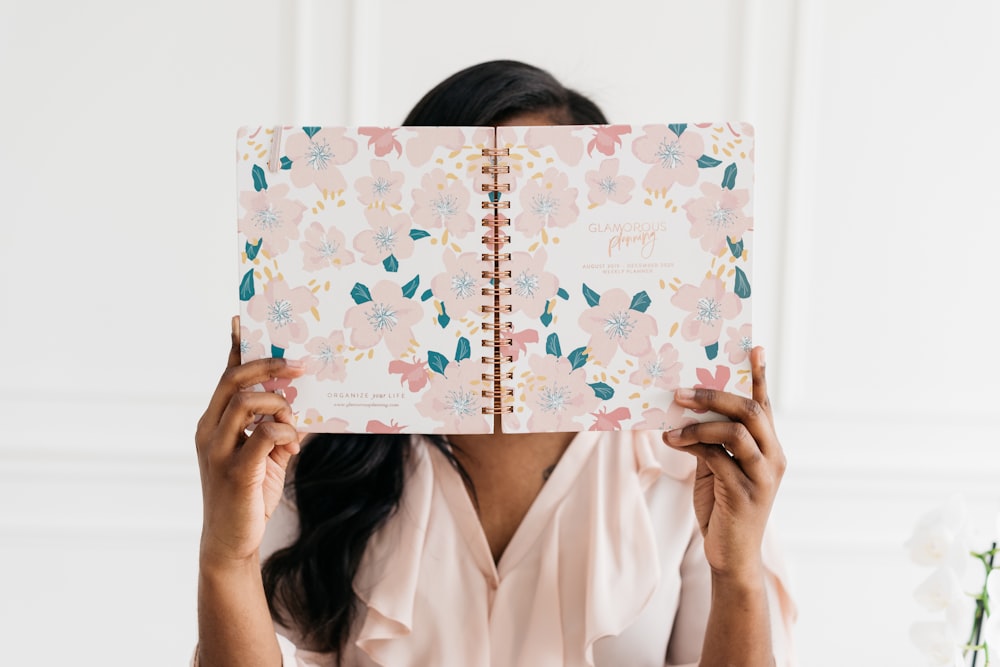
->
[236,123,754,434]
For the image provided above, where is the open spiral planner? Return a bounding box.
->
[236,123,754,434]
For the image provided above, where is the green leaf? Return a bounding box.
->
[727,236,744,259]
[409,229,431,240]
[546,333,562,358]
[280,156,292,170]
[302,126,320,138]
[420,289,433,301]
[589,382,614,400]
[271,345,285,359]
[582,283,601,307]
[568,346,588,370]
[251,164,268,192]
[383,254,399,272]
[540,310,553,327]
[239,269,255,301]
[706,342,719,360]
[350,282,372,304]
[556,287,569,300]
[697,155,723,168]
[245,238,263,261]
[401,275,420,299]
[734,266,751,298]
[428,351,449,375]
[668,123,687,137]
[437,301,450,328]
[629,290,651,313]
[721,163,737,190]
[455,337,471,362]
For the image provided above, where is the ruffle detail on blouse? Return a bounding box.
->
[351,436,435,666]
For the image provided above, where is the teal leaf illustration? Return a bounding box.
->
[455,337,471,362]
[409,229,431,240]
[420,289,433,301]
[582,283,601,307]
[488,191,500,203]
[721,163,738,190]
[589,382,614,400]
[245,238,263,261]
[705,342,719,360]
[401,275,420,299]
[271,345,285,359]
[734,266,752,298]
[629,290,651,313]
[239,269,255,301]
[383,254,399,272]
[668,123,687,137]
[568,346,588,370]
[251,164,268,192]
[437,301,450,328]
[350,282,372,304]
[428,351,449,375]
[280,156,292,170]
[697,155,723,168]
[302,126,320,138]
[540,310,553,327]
[546,333,562,358]
[557,287,569,300]
[727,236,744,259]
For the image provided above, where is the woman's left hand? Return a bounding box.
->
[663,346,785,581]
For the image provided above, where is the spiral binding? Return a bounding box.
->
[480,143,514,416]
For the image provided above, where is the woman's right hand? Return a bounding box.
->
[195,316,306,570]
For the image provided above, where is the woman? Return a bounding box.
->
[195,60,795,667]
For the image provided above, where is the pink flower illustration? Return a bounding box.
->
[587,125,632,157]
[629,343,683,391]
[415,360,490,433]
[724,323,753,364]
[245,277,319,349]
[513,167,579,236]
[239,325,266,361]
[358,127,403,158]
[633,404,696,431]
[286,127,357,193]
[388,357,429,392]
[300,221,355,271]
[505,247,559,318]
[301,408,350,432]
[304,330,347,382]
[410,168,475,238]
[671,276,742,348]
[238,184,306,255]
[695,365,732,392]
[524,126,585,165]
[524,353,600,432]
[261,375,297,405]
[683,182,753,253]
[585,158,635,205]
[405,127,466,166]
[355,159,405,208]
[632,125,704,193]
[429,250,486,318]
[343,280,423,357]
[589,406,632,431]
[499,328,539,362]
[578,288,657,364]
[352,208,416,266]
[367,419,407,433]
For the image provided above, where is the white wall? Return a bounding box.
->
[1,1,997,664]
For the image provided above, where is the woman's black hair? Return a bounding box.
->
[261,59,607,657]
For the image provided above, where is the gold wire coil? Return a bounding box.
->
[480,304,512,313]
[481,405,514,414]
[482,182,511,192]
[481,253,511,262]
[482,371,514,382]
[481,148,510,157]
[481,164,510,174]
[481,321,513,331]
[481,338,513,347]
[482,233,511,245]
[481,270,512,280]
[481,388,514,398]
[481,354,514,364]
[481,287,512,296]
[481,200,511,209]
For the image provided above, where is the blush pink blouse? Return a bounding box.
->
[206,430,796,666]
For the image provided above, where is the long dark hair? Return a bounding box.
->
[261,59,608,655]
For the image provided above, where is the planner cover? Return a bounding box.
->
[236,123,754,434]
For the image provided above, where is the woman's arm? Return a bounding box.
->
[664,347,786,666]
[195,317,305,667]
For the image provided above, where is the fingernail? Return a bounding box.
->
[231,316,239,339]
[758,347,766,366]
[285,359,305,369]
[675,388,695,400]
[665,428,682,441]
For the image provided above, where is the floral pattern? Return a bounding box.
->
[238,184,306,255]
[410,168,476,238]
[304,330,348,382]
[683,182,753,254]
[343,280,423,358]
[578,287,657,364]
[352,207,416,267]
[245,277,318,349]
[505,247,560,318]
[414,360,490,433]
[524,353,600,432]
[429,250,486,318]
[671,276,743,348]
[585,158,635,206]
[629,343,683,390]
[355,159,405,208]
[300,221,355,271]
[513,167,579,236]
[286,127,357,193]
[632,124,703,193]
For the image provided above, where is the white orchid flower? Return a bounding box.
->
[910,621,966,667]
[905,496,971,573]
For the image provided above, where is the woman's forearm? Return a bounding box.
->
[698,564,774,667]
[197,554,281,667]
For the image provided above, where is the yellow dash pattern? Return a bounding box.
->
[367,349,374,359]
[311,307,320,321]
[669,322,679,337]
[629,392,641,400]
[354,353,364,361]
